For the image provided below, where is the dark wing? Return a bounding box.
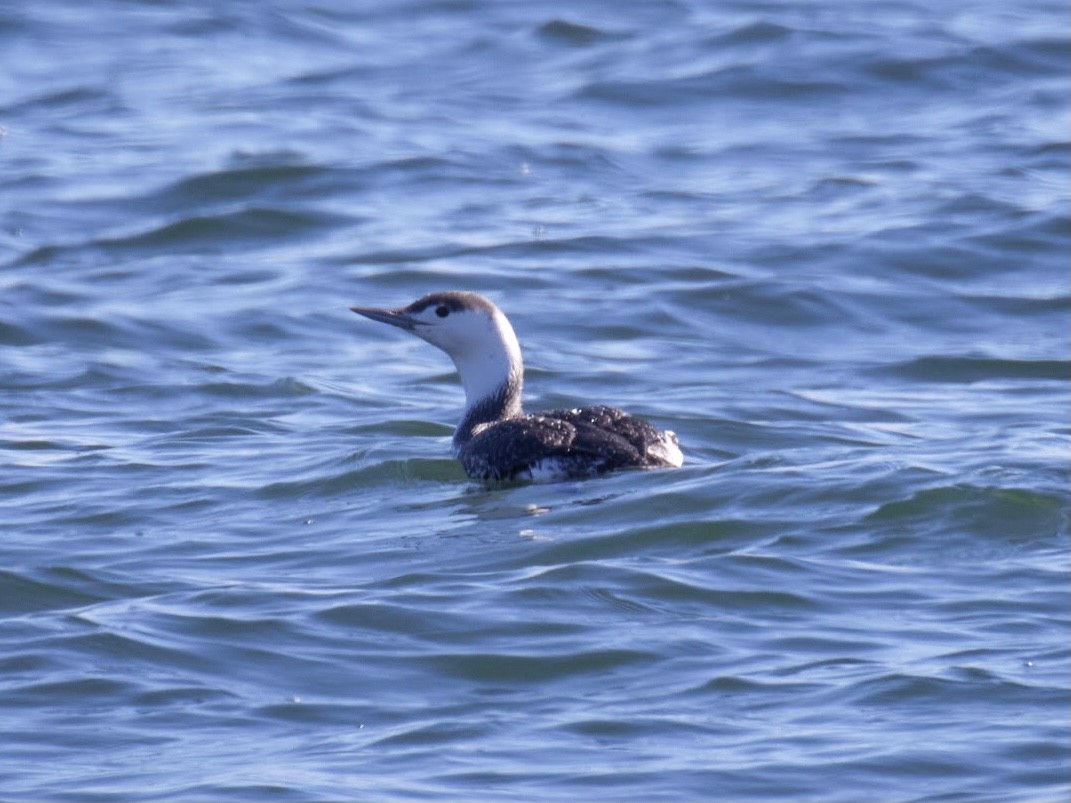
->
[459,414,642,481]
[543,405,676,464]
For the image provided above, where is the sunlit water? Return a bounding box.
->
[1,1,1068,801]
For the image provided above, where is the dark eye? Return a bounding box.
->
[435,305,450,318]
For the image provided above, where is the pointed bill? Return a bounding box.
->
[350,306,422,331]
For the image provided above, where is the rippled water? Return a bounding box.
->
[1,1,1069,801]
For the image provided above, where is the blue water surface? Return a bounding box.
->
[1,1,1069,801]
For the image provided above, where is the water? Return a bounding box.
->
[1,1,1068,800]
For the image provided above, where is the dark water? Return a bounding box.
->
[1,1,1069,801]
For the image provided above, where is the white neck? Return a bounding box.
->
[450,309,523,413]
[444,309,525,450]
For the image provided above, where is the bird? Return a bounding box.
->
[350,291,683,482]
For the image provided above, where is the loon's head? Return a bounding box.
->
[351,291,523,408]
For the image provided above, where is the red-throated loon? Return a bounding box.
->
[350,291,684,482]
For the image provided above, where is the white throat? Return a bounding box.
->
[450,309,523,410]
